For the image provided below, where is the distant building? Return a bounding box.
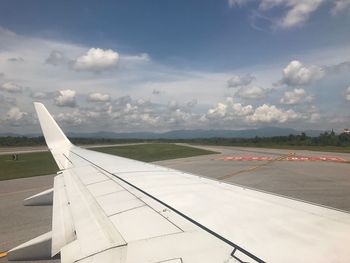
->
[344,128,350,134]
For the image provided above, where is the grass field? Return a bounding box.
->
[0,143,217,181]
[93,143,216,162]
[0,152,59,181]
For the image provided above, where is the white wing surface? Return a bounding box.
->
[8,102,350,262]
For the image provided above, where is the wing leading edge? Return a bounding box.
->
[7,102,350,263]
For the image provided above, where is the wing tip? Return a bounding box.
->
[33,102,44,107]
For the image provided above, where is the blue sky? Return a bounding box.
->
[0,0,349,134]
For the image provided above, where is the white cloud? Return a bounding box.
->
[121,53,150,63]
[205,98,304,125]
[237,85,270,99]
[5,107,27,122]
[280,60,325,86]
[228,0,252,7]
[346,86,350,101]
[56,111,84,125]
[72,48,119,72]
[227,74,272,99]
[247,104,300,123]
[331,0,350,15]
[87,92,111,102]
[227,74,255,87]
[280,88,313,105]
[0,82,23,93]
[54,89,77,107]
[46,50,65,66]
[229,0,335,28]
[0,25,349,133]
[207,97,253,120]
[274,0,324,28]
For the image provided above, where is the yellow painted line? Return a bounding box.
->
[0,186,50,198]
[218,154,290,181]
[218,162,270,180]
[0,252,7,258]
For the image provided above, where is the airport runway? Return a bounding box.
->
[158,144,350,211]
[0,175,59,263]
[1,145,350,262]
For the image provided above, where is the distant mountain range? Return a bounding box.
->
[0,127,324,139]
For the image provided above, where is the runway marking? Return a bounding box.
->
[218,153,348,181]
[216,155,346,162]
[0,252,7,258]
[218,155,287,180]
[0,186,51,197]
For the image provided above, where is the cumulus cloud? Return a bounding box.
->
[0,82,23,93]
[346,86,350,101]
[5,107,27,122]
[87,92,111,102]
[207,97,253,120]
[45,50,65,66]
[54,89,77,107]
[0,73,4,78]
[237,85,271,99]
[56,111,84,125]
[280,88,313,105]
[227,74,255,88]
[227,74,271,99]
[8,57,24,62]
[247,104,300,123]
[204,98,303,125]
[104,96,162,129]
[72,48,119,72]
[280,60,325,86]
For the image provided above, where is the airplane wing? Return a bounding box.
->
[8,102,350,262]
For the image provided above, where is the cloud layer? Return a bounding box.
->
[0,25,349,133]
[229,0,350,28]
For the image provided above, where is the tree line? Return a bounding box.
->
[0,131,349,147]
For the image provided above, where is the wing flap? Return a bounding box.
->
[51,174,75,256]
[62,168,127,258]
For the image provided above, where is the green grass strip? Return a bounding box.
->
[93,143,217,162]
[0,152,58,181]
[0,143,217,181]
